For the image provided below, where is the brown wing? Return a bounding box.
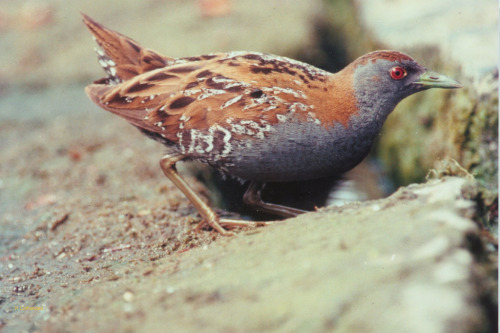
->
[85,52,325,143]
[82,15,358,146]
[82,13,173,82]
[82,14,365,152]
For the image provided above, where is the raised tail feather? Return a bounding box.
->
[81,13,173,83]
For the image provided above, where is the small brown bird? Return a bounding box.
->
[83,14,461,235]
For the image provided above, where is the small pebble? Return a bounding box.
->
[123,291,134,302]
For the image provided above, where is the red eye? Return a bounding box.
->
[389,66,407,80]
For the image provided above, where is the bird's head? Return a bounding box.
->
[345,50,461,118]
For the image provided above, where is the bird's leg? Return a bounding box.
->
[159,153,234,236]
[159,155,298,233]
[243,182,308,217]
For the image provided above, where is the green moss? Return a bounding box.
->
[453,84,498,195]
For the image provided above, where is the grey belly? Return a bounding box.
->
[218,121,374,182]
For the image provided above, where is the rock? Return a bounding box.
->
[2,177,492,332]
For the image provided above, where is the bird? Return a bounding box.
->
[82,14,462,235]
